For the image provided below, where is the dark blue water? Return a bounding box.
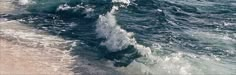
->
[1,0,236,75]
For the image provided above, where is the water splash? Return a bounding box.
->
[96,0,152,56]
[19,0,30,5]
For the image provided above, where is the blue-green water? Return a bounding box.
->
[1,0,236,75]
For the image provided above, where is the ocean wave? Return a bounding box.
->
[1,0,236,75]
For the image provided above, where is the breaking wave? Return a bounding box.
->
[1,0,236,75]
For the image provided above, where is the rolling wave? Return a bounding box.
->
[1,0,236,75]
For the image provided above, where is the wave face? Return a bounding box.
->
[1,0,236,75]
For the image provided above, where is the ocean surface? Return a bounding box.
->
[1,0,236,75]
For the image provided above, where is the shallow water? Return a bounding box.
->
[0,0,236,75]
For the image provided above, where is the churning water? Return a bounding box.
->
[0,0,236,75]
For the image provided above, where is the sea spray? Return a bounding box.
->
[2,0,235,74]
[96,0,151,55]
[19,0,30,5]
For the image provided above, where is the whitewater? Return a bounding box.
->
[0,0,235,75]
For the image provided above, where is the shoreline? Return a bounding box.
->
[0,21,74,75]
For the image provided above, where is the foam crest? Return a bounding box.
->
[118,51,236,75]
[96,6,152,56]
[112,0,131,5]
[19,0,30,5]
[96,6,133,52]
[95,1,198,75]
[56,4,89,11]
[117,53,195,75]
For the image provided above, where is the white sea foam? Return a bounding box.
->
[2,0,234,75]
[112,0,131,5]
[0,0,29,14]
[56,3,94,18]
[96,6,152,56]
[117,30,236,75]
[0,0,16,13]
[117,50,236,75]
[95,1,236,75]
[95,0,152,55]
[186,30,236,55]
[19,0,29,5]
[96,6,134,52]
[57,4,73,11]
[0,20,74,75]
[117,52,194,75]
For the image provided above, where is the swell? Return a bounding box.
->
[1,0,236,75]
[1,0,151,67]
